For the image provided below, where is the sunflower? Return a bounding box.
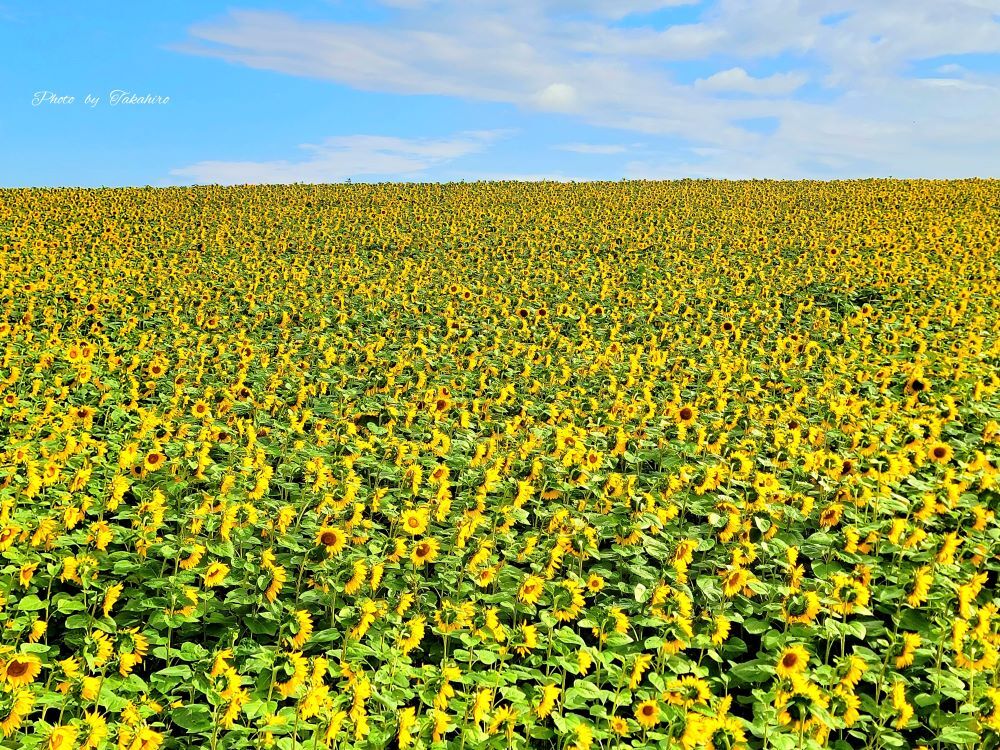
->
[81,676,101,701]
[829,573,870,615]
[0,526,21,552]
[510,624,539,657]
[634,699,660,730]
[203,561,230,588]
[982,688,1000,732]
[895,632,921,668]
[190,400,211,419]
[720,566,750,598]
[891,681,913,729]
[179,544,206,571]
[399,615,426,655]
[1,654,41,687]
[317,525,347,555]
[927,441,953,464]
[676,404,698,426]
[434,599,474,635]
[551,579,585,622]
[583,450,602,471]
[274,652,308,699]
[410,538,440,567]
[663,676,711,708]
[535,684,560,718]
[290,610,313,650]
[829,686,861,728]
[87,631,114,668]
[474,565,498,588]
[905,373,930,395]
[518,575,545,606]
[431,393,451,414]
[835,654,867,690]
[18,562,37,588]
[951,619,997,671]
[705,714,748,750]
[775,677,829,734]
[775,645,810,679]
[397,706,416,749]
[0,689,33,737]
[265,564,287,603]
[782,591,821,625]
[117,628,150,677]
[609,715,629,736]
[27,620,47,644]
[818,503,843,529]
[711,614,731,646]
[47,725,78,750]
[143,451,166,472]
[400,507,429,536]
[906,566,933,607]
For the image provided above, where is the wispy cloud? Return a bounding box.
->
[555,143,628,154]
[694,67,807,96]
[170,130,509,184]
[174,1,1000,177]
[373,0,703,20]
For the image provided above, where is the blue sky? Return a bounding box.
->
[2,0,1000,185]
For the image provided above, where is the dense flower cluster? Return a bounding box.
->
[0,180,998,750]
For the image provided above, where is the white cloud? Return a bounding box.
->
[374,0,433,8]
[914,77,994,91]
[174,1,1000,177]
[555,143,628,154]
[444,171,579,181]
[374,0,702,19]
[533,83,579,112]
[170,130,508,185]
[695,67,807,95]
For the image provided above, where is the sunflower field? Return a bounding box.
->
[0,180,999,750]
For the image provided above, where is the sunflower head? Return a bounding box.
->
[1,654,41,688]
[634,699,660,729]
[776,644,810,679]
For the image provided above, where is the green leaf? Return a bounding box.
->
[938,727,980,745]
[64,614,92,630]
[55,596,87,614]
[728,660,772,684]
[16,594,47,611]
[98,682,131,712]
[171,705,214,733]
[180,642,209,661]
[151,665,193,693]
[564,680,603,710]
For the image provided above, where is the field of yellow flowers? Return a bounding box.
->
[0,180,998,750]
